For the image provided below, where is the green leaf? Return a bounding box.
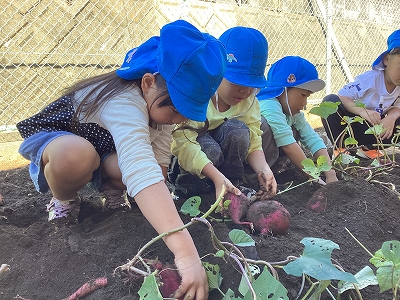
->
[222,289,241,299]
[301,157,329,179]
[338,266,378,293]
[283,238,357,282]
[335,153,360,165]
[138,274,163,300]
[309,101,339,119]
[180,196,201,216]
[341,115,364,125]
[215,250,225,257]
[238,264,260,296]
[229,229,255,247]
[355,100,366,108]
[372,241,400,292]
[370,249,391,267]
[344,137,358,146]
[365,124,386,135]
[243,268,289,300]
[381,240,400,265]
[376,264,400,293]
[203,262,222,291]
[316,156,331,172]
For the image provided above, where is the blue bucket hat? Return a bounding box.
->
[116,20,226,122]
[219,27,268,88]
[157,20,226,121]
[372,29,400,69]
[257,56,325,100]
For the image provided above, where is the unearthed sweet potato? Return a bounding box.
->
[224,192,253,228]
[246,200,290,235]
[306,187,327,212]
[65,277,108,300]
[148,259,182,299]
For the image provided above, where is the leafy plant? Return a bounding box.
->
[309,101,397,181]
[345,227,400,300]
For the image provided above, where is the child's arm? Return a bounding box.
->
[313,148,338,184]
[339,95,381,125]
[134,181,208,300]
[246,149,277,198]
[380,107,400,139]
[201,162,241,200]
[280,142,308,172]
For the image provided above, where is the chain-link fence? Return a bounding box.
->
[1,0,399,142]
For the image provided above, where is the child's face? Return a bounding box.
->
[278,87,312,115]
[384,53,400,87]
[217,79,257,107]
[144,80,188,125]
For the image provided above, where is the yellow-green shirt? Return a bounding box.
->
[171,95,262,177]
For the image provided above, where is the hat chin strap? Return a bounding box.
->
[285,87,293,117]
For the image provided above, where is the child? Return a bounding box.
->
[170,26,277,201]
[322,29,400,159]
[16,20,227,300]
[258,56,338,184]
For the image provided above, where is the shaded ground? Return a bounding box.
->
[1,152,400,299]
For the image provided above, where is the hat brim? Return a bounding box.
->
[224,71,268,88]
[372,50,389,67]
[257,79,325,100]
[167,82,208,122]
[257,86,284,100]
[295,79,326,93]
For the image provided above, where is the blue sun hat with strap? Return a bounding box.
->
[372,29,400,69]
[257,56,325,100]
[219,26,268,88]
[116,20,227,122]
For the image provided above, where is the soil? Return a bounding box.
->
[1,151,400,299]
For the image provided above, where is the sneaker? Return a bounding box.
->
[46,196,81,222]
[99,189,131,210]
[356,149,384,159]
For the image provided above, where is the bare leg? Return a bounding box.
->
[42,135,100,200]
[100,152,126,190]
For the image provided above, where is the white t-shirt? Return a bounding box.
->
[338,68,400,114]
[76,87,174,197]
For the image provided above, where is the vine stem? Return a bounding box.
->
[115,184,227,272]
[344,227,374,257]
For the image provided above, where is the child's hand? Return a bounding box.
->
[213,177,241,208]
[360,109,381,125]
[256,170,277,200]
[380,115,396,139]
[324,169,338,184]
[173,254,209,300]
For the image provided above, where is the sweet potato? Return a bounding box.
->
[306,187,327,212]
[147,259,183,299]
[246,200,290,235]
[224,192,253,228]
[158,266,182,299]
[65,277,108,300]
